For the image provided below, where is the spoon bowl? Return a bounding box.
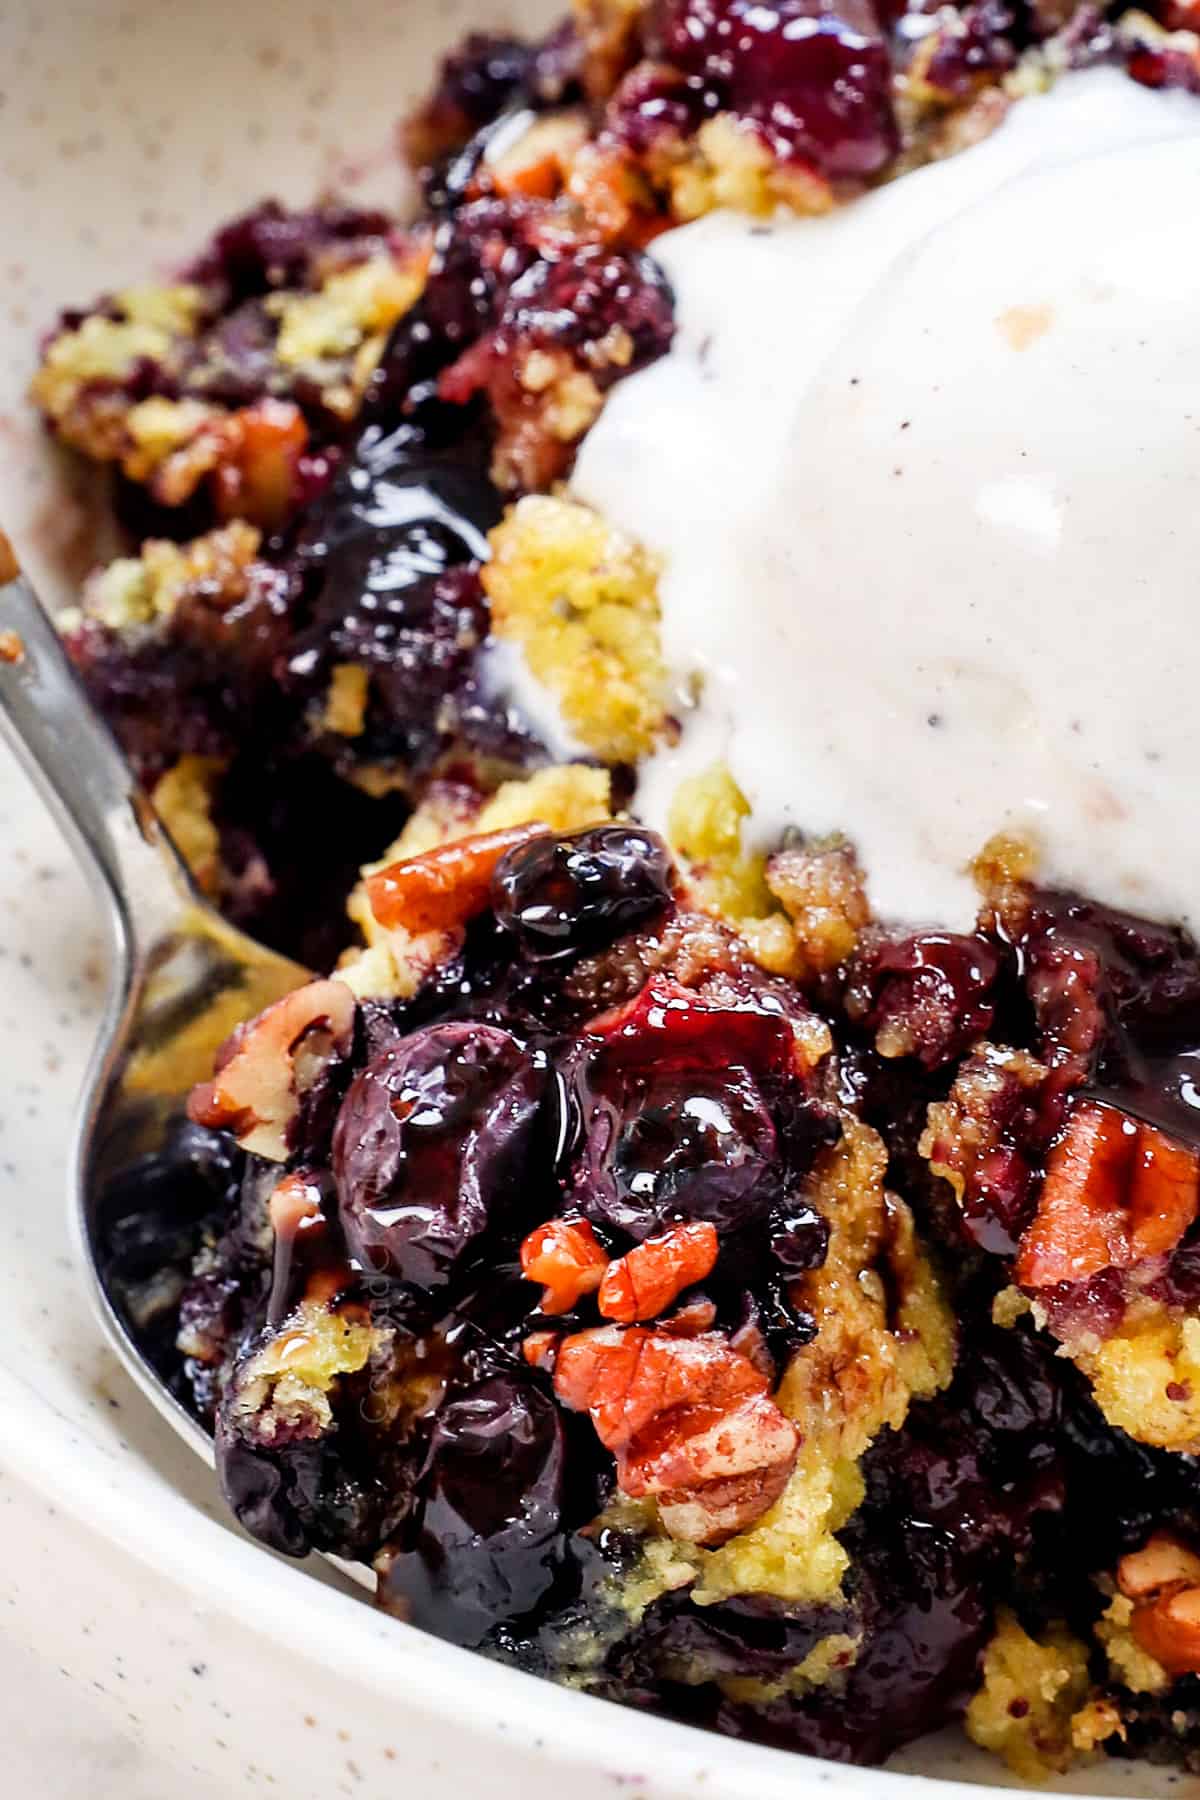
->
[0,545,366,1542]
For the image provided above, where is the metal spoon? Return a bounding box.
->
[0,542,371,1586]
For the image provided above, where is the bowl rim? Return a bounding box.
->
[0,1308,1114,1800]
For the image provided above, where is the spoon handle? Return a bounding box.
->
[0,549,193,953]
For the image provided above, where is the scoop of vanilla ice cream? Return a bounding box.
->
[555,68,1200,927]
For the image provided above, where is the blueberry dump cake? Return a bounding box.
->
[37,0,1200,1779]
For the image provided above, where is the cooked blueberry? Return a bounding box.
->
[380,1373,568,1646]
[215,1417,378,1560]
[497,247,676,373]
[617,1590,854,1686]
[422,32,537,143]
[333,1023,547,1287]
[768,1199,829,1273]
[1127,40,1200,94]
[188,198,394,301]
[1007,885,1200,1144]
[491,825,673,961]
[567,983,837,1240]
[846,931,1001,1069]
[589,979,797,1081]
[916,0,1017,99]
[957,1142,1037,1258]
[605,61,709,153]
[1155,1223,1200,1310]
[574,1064,782,1240]
[735,1279,818,1375]
[651,0,899,180]
[98,1118,244,1365]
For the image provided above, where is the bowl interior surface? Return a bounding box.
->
[0,5,1178,1794]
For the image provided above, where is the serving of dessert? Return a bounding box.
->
[26,0,1200,1780]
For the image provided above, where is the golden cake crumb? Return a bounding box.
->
[151,757,224,895]
[668,764,773,924]
[30,285,206,462]
[80,521,262,633]
[670,115,834,222]
[766,838,870,975]
[1097,1592,1171,1695]
[221,1299,378,1441]
[483,495,667,762]
[689,1119,954,1607]
[1076,1311,1200,1454]
[991,1285,1033,1329]
[270,247,429,415]
[476,763,612,835]
[965,1609,1092,1780]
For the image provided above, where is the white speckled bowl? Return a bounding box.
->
[0,5,1185,1795]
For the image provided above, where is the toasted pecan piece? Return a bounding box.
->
[1118,1534,1200,1601]
[554,1325,798,1545]
[520,1217,610,1315]
[659,1294,719,1338]
[366,824,545,935]
[597,1220,718,1323]
[490,112,590,199]
[212,398,308,529]
[1131,1587,1200,1678]
[188,977,354,1162]
[1015,1101,1200,1289]
[1119,1533,1200,1677]
[268,1170,324,1239]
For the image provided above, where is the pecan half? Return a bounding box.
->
[188,977,355,1161]
[366,824,545,934]
[597,1220,719,1323]
[1015,1101,1200,1289]
[554,1325,799,1546]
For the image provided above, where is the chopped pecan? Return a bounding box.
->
[597,1220,719,1323]
[489,111,590,199]
[1015,1101,1200,1289]
[1132,1587,1200,1678]
[659,1294,719,1338]
[729,1313,775,1381]
[554,1325,799,1546]
[522,1330,561,1372]
[520,1217,610,1315]
[366,823,545,934]
[1118,1533,1200,1600]
[212,398,309,530]
[268,1170,324,1239]
[188,977,355,1161]
[1119,1533,1200,1677]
